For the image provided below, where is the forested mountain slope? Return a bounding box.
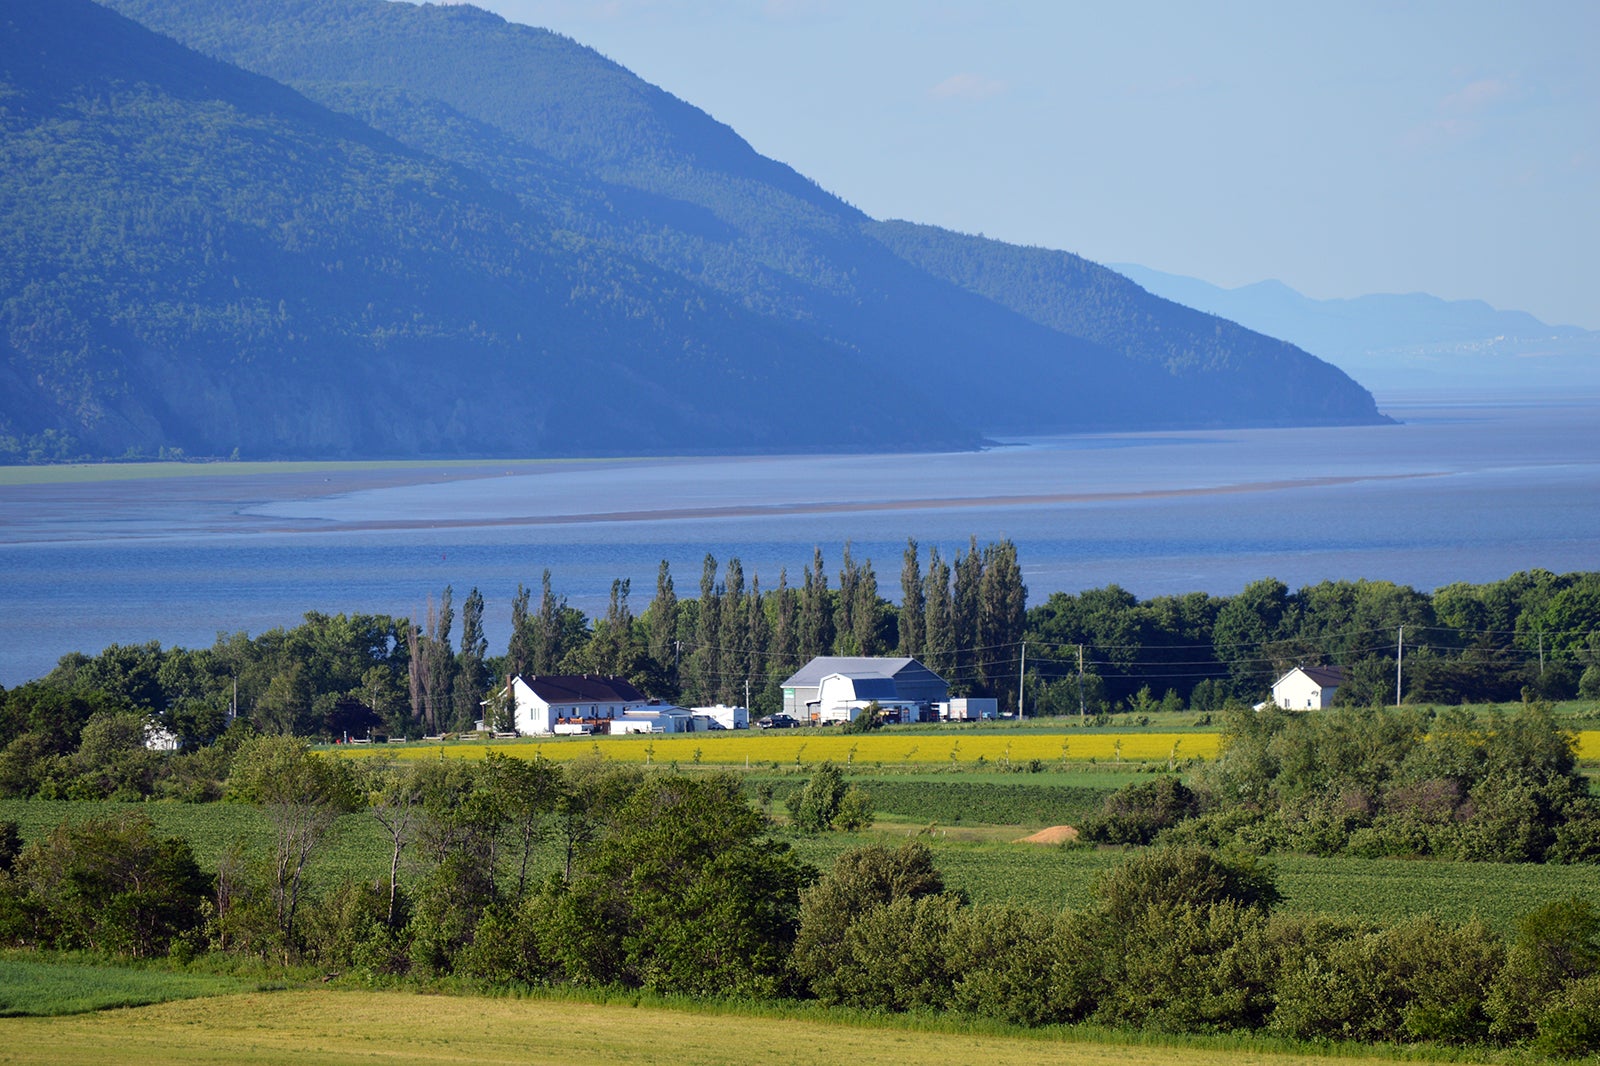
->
[1,0,946,458]
[100,0,1385,432]
[869,221,1385,424]
[2,0,1385,462]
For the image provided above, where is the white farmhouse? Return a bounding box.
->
[1271,666,1346,710]
[488,674,652,735]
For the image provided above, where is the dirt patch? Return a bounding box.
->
[1015,825,1079,845]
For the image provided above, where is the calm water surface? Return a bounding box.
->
[1,400,1596,685]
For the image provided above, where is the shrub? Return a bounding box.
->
[1487,897,1600,1039]
[948,904,1076,1026]
[1535,974,1600,1058]
[8,812,209,958]
[793,842,948,1003]
[1079,776,1201,845]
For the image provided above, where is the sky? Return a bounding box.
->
[464,1,1599,330]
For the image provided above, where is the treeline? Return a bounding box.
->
[2,743,1597,1055]
[2,547,1598,798]
[1027,567,1600,711]
[1081,702,1600,865]
[0,539,1026,779]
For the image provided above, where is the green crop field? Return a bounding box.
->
[6,793,1593,936]
[0,957,252,1017]
[0,988,1456,1066]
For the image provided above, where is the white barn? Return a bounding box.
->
[814,673,926,725]
[1271,666,1347,710]
[780,656,949,722]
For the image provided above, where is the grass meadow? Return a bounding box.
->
[0,988,1482,1066]
[0,957,253,1016]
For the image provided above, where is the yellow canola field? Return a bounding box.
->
[338,729,1600,768]
[342,730,1218,766]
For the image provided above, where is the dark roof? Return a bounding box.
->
[823,675,899,700]
[781,656,945,688]
[1294,665,1347,689]
[519,674,647,704]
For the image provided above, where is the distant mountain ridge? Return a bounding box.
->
[0,0,1385,463]
[1113,264,1600,398]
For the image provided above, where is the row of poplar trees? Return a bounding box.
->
[475,538,1027,717]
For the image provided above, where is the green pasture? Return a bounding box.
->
[0,957,251,1016]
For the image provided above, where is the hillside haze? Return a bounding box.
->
[1,0,1384,462]
[1114,264,1600,398]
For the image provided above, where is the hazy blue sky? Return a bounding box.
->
[466,1,1598,329]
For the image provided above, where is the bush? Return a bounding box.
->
[7,812,209,958]
[947,904,1075,1026]
[1079,776,1202,845]
[1487,897,1600,1039]
[1535,974,1600,1058]
[793,842,948,1004]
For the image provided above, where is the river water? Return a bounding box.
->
[2,399,1596,685]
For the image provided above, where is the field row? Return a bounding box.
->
[6,791,1597,934]
[335,730,1218,767]
[331,728,1600,767]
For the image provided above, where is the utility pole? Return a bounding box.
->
[1395,625,1404,707]
[1017,640,1026,720]
[744,676,751,710]
[1077,644,1086,719]
[1539,629,1545,676]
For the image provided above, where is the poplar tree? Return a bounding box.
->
[506,582,531,682]
[952,538,983,691]
[746,574,772,709]
[899,538,925,659]
[533,570,564,674]
[424,588,454,733]
[718,558,748,705]
[688,553,720,703]
[773,568,799,676]
[835,543,860,654]
[852,556,882,655]
[800,547,833,660]
[923,547,955,683]
[978,540,1027,706]
[646,560,677,684]
[453,587,488,730]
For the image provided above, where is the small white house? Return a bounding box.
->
[692,704,750,730]
[1271,666,1347,710]
[143,719,182,751]
[484,674,652,735]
